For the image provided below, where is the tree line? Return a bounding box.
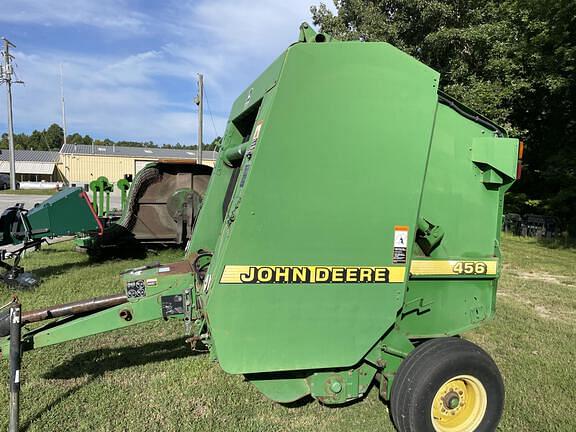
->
[0,123,221,152]
[312,0,575,237]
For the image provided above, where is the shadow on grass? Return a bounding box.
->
[86,242,149,261]
[27,248,149,281]
[32,247,71,255]
[279,396,314,408]
[45,337,198,379]
[21,338,199,430]
[31,260,94,279]
[27,246,151,279]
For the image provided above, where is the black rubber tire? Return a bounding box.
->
[390,337,504,432]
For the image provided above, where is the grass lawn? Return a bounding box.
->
[0,189,57,196]
[0,235,574,431]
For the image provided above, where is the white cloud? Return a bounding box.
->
[159,0,332,106]
[4,49,219,145]
[0,1,336,145]
[0,0,148,33]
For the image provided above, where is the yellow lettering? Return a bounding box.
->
[316,267,330,282]
[292,267,309,283]
[332,268,344,282]
[239,267,257,283]
[229,265,399,284]
[345,267,359,282]
[359,268,373,282]
[374,268,389,282]
[258,267,273,283]
[275,266,290,283]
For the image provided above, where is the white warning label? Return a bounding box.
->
[253,121,263,141]
[393,226,409,264]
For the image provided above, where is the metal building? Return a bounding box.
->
[0,150,62,183]
[59,144,217,184]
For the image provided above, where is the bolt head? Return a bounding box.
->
[330,381,342,394]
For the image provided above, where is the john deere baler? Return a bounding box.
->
[1,24,519,432]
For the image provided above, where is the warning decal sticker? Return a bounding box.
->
[393,225,409,264]
[245,121,263,161]
[252,121,263,141]
[126,280,146,298]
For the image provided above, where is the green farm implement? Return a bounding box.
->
[0,24,520,432]
[0,187,101,288]
[76,161,212,255]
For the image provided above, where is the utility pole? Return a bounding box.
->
[195,73,204,165]
[1,37,23,190]
[60,63,67,148]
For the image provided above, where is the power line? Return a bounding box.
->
[202,84,220,139]
[60,64,67,147]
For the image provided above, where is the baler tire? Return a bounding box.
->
[390,337,504,432]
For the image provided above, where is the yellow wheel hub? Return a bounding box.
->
[431,374,487,432]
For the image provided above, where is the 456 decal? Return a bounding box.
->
[452,261,488,275]
[409,260,498,276]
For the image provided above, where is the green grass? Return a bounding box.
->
[0,189,57,196]
[0,235,574,431]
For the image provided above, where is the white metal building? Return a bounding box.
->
[0,150,62,182]
[59,144,217,184]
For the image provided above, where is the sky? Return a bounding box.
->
[0,0,335,146]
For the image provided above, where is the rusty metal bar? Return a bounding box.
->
[21,293,127,324]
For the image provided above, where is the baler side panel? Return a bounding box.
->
[400,103,518,337]
[415,104,518,259]
[206,41,440,374]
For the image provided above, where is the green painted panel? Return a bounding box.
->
[26,187,100,239]
[248,374,311,403]
[204,41,440,374]
[228,52,286,120]
[416,104,518,259]
[472,137,519,180]
[399,279,496,338]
